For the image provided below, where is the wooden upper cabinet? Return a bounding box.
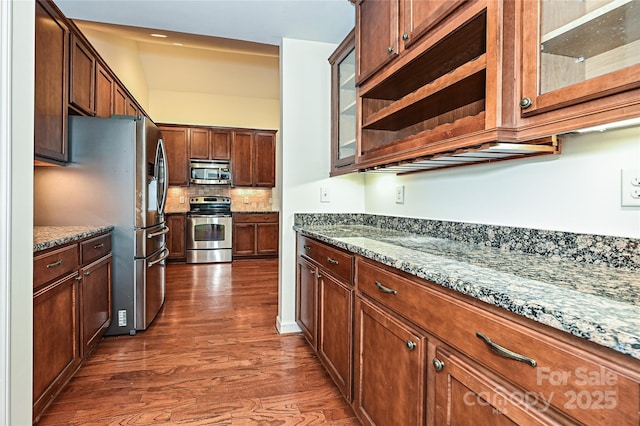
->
[210,129,231,160]
[356,0,398,84]
[190,128,231,160]
[253,132,276,187]
[159,126,189,186]
[113,83,127,116]
[231,131,254,187]
[189,128,210,159]
[401,0,466,48]
[69,33,96,116]
[95,62,114,118]
[34,0,68,163]
[520,0,640,118]
[126,97,139,117]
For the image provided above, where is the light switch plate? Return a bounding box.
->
[621,169,640,207]
[320,187,330,203]
[395,185,405,204]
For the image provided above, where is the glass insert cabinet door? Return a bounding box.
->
[521,0,640,115]
[330,29,357,173]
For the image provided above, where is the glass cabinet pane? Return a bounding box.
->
[338,49,356,160]
[539,0,640,94]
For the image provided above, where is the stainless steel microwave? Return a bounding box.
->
[189,160,231,185]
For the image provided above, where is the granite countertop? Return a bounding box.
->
[34,225,114,252]
[294,223,640,360]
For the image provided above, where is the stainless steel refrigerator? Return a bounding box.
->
[33,115,169,335]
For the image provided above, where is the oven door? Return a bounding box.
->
[186,214,232,250]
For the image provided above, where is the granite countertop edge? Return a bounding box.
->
[294,225,640,360]
[34,225,114,252]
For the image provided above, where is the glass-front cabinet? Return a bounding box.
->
[521,0,640,116]
[329,29,357,176]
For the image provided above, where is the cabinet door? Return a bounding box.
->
[113,84,127,116]
[34,0,68,163]
[233,223,256,256]
[33,274,80,417]
[79,255,112,356]
[253,132,276,187]
[357,0,399,84]
[189,128,210,159]
[520,0,640,116]
[69,33,96,116]
[297,256,318,349]
[95,62,114,118]
[355,298,426,426]
[167,214,186,261]
[126,97,139,117]
[330,31,357,175]
[256,222,279,256]
[211,129,231,160]
[401,0,466,48]
[318,273,353,401]
[433,347,557,426]
[159,126,189,186]
[231,131,254,186]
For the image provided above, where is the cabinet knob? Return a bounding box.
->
[309,268,316,275]
[402,33,409,41]
[387,46,394,53]
[432,358,445,372]
[519,97,532,109]
[406,340,417,351]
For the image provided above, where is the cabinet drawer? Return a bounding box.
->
[34,244,79,289]
[357,258,640,425]
[80,233,111,265]
[298,235,354,284]
[233,212,278,223]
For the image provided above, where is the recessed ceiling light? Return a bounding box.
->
[150,33,167,38]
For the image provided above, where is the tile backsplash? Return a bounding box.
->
[165,186,274,212]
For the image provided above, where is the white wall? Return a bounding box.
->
[364,126,640,238]
[2,1,34,424]
[277,38,365,333]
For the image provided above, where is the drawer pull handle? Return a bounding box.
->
[432,358,445,372]
[476,332,537,367]
[406,340,416,351]
[46,259,63,268]
[303,245,311,250]
[374,281,397,295]
[93,243,104,249]
[327,257,339,265]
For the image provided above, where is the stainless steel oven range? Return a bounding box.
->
[186,196,232,263]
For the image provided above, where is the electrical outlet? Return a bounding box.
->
[621,169,640,207]
[243,196,249,204]
[395,185,405,204]
[179,196,185,204]
[320,187,330,203]
[118,310,127,326]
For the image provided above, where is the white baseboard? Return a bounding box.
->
[275,316,301,335]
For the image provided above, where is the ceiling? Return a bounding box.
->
[54,0,356,47]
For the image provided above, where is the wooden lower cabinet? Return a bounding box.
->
[296,255,318,349]
[166,213,186,261]
[33,231,112,422]
[354,298,427,426]
[318,272,354,401]
[79,255,112,356]
[294,233,640,426]
[33,273,80,420]
[232,213,279,259]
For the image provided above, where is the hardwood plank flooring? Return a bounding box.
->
[37,259,359,425]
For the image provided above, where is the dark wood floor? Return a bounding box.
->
[38,259,359,425]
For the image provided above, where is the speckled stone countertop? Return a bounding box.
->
[293,214,640,360]
[34,225,114,252]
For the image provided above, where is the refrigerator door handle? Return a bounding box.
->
[148,248,170,268]
[156,139,169,215]
[147,226,169,239]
